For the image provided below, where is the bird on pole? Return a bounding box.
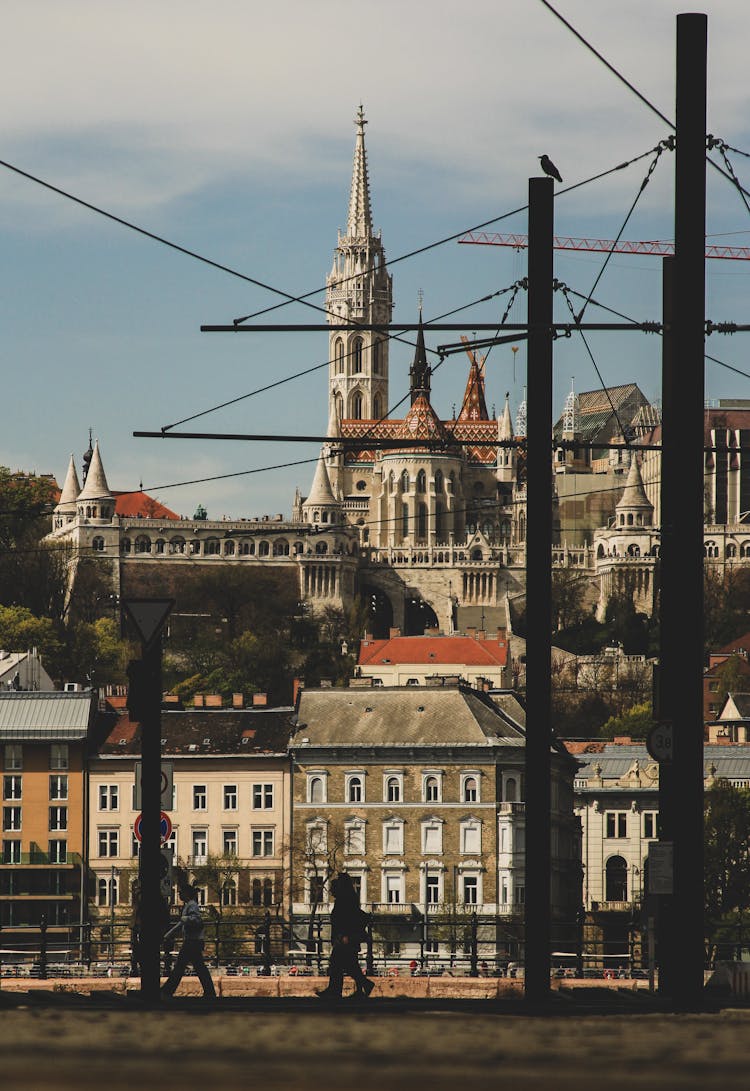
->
[539,155,563,183]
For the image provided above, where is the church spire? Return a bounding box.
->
[409,310,431,404]
[347,106,373,238]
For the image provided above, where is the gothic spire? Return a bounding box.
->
[409,311,431,404]
[346,105,373,238]
[457,357,489,422]
[498,392,514,441]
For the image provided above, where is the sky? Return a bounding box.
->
[2,0,750,519]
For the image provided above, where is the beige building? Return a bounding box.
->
[291,684,580,966]
[356,629,510,689]
[88,705,293,954]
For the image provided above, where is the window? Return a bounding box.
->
[423,775,441,803]
[49,839,67,864]
[222,830,238,856]
[3,775,21,800]
[192,830,208,862]
[308,875,325,905]
[462,776,478,803]
[193,785,207,810]
[605,855,628,901]
[352,337,363,372]
[2,839,21,863]
[383,821,403,855]
[98,876,118,908]
[385,874,402,904]
[384,940,401,956]
[49,806,67,832]
[643,811,659,839]
[220,880,238,907]
[351,391,363,419]
[3,806,21,832]
[425,940,439,955]
[50,744,68,770]
[426,872,440,905]
[605,812,627,839]
[462,876,478,905]
[422,821,443,855]
[308,776,326,804]
[223,785,238,811]
[98,829,119,857]
[97,783,118,809]
[504,776,518,802]
[461,821,481,855]
[347,775,364,804]
[385,776,401,803]
[514,885,525,906]
[335,337,345,374]
[345,821,365,856]
[306,823,327,855]
[252,829,274,857]
[4,745,22,771]
[253,783,274,810]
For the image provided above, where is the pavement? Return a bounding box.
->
[0,978,748,1090]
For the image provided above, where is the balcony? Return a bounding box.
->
[0,853,81,868]
[498,802,525,815]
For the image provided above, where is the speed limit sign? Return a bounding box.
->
[646,721,673,762]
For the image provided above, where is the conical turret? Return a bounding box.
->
[496,393,516,484]
[56,454,80,513]
[615,454,653,527]
[76,440,115,524]
[302,450,342,527]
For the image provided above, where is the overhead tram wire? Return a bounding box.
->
[537,0,750,201]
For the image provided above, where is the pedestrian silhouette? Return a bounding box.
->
[316,872,374,1001]
[539,155,563,182]
[161,880,216,1000]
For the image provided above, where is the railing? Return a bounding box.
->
[498,802,526,814]
[1,852,81,867]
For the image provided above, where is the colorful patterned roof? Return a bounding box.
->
[457,362,489,422]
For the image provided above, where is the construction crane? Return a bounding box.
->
[458,230,750,261]
[460,334,486,373]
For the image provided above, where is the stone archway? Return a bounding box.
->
[361,585,394,639]
[404,596,440,636]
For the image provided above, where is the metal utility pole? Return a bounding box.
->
[659,13,707,1004]
[124,599,174,1003]
[524,175,555,1001]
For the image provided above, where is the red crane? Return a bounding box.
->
[458,230,750,261]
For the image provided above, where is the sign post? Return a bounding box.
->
[123,598,174,1003]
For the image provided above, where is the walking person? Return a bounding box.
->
[161,880,216,1000]
[317,872,374,1001]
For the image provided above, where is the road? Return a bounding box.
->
[1,1002,749,1090]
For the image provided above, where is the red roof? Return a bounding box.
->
[113,491,180,520]
[358,634,508,668]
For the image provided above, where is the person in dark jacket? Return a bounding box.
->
[316,872,373,1000]
[161,881,216,1000]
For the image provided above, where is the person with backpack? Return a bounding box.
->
[316,872,374,1001]
[160,880,216,1000]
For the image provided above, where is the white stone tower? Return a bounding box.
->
[326,107,393,423]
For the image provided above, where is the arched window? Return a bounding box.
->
[263,877,274,906]
[350,391,363,420]
[205,538,221,555]
[518,514,526,541]
[402,503,409,538]
[352,337,363,372]
[335,337,345,374]
[627,513,634,526]
[416,469,427,493]
[605,855,628,902]
[252,878,263,906]
[597,544,605,558]
[434,469,443,492]
[294,541,304,555]
[425,776,440,803]
[463,776,478,803]
[386,776,401,803]
[505,776,517,802]
[92,536,105,552]
[401,470,409,491]
[258,540,270,557]
[315,541,328,555]
[122,538,131,554]
[155,539,165,555]
[373,339,382,374]
[627,544,641,557]
[224,540,235,555]
[309,777,324,804]
[170,537,185,555]
[135,536,151,554]
[373,393,383,420]
[222,880,237,907]
[273,539,290,556]
[239,540,255,556]
[348,776,363,803]
[471,549,482,561]
[417,502,427,541]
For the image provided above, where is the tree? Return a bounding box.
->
[704,780,750,961]
[598,701,656,740]
[713,654,750,708]
[0,468,67,618]
[286,821,348,966]
[551,569,589,632]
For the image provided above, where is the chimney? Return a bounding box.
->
[232,693,244,709]
[425,626,440,636]
[205,694,223,708]
[293,677,304,705]
[252,692,268,707]
[466,627,477,639]
[477,630,486,641]
[193,694,205,708]
[497,627,506,643]
[389,627,401,639]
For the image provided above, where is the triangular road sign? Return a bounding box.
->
[122,598,174,647]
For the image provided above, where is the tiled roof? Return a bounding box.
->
[359,635,508,668]
[573,742,750,782]
[96,708,294,756]
[113,492,180,520]
[295,686,525,748]
[0,691,95,739]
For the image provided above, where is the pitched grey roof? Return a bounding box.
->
[294,686,525,748]
[574,742,750,784]
[96,708,295,757]
[0,691,95,739]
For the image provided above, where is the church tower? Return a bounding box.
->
[326,107,393,424]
